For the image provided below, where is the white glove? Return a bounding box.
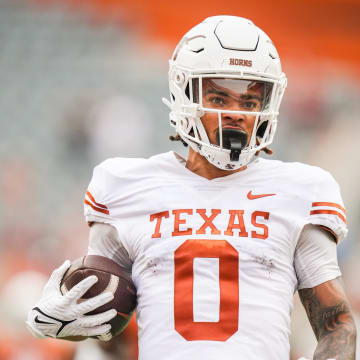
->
[26,260,117,340]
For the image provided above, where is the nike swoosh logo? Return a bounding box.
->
[33,307,76,336]
[34,315,56,325]
[247,191,276,200]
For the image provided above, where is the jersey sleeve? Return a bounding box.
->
[84,160,119,225]
[306,169,348,243]
[295,224,341,290]
[83,157,149,263]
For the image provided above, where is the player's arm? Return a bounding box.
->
[86,222,134,351]
[295,224,356,359]
[87,222,132,273]
[299,278,356,360]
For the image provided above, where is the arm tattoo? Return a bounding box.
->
[299,280,357,360]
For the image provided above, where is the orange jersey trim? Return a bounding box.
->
[86,191,108,209]
[312,202,346,214]
[310,209,346,224]
[84,199,110,215]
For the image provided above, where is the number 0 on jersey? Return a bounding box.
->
[174,240,239,341]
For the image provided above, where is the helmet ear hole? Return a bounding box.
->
[257,121,268,138]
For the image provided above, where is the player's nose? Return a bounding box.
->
[222,109,245,123]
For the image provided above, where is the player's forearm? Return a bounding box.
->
[313,310,356,360]
[299,281,357,360]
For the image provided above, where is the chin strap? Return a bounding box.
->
[216,129,248,161]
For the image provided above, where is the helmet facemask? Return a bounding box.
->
[167,72,285,170]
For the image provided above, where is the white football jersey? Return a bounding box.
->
[84,151,347,360]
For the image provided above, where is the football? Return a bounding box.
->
[60,255,136,337]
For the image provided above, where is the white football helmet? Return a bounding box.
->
[163,16,287,170]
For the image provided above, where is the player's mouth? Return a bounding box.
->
[221,121,247,132]
[222,125,245,130]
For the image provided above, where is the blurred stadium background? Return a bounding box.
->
[0,0,359,359]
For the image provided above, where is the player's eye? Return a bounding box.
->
[241,101,260,110]
[209,96,226,106]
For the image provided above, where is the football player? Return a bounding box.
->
[27,16,356,360]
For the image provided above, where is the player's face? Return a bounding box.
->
[198,78,266,146]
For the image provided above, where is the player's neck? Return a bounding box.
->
[185,148,246,180]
